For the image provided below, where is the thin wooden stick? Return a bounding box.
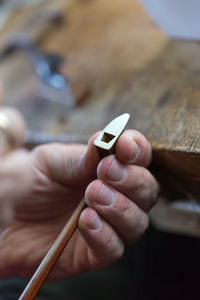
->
[19,199,86,300]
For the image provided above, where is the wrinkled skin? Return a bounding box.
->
[0,108,159,280]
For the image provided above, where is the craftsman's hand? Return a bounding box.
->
[0,130,159,279]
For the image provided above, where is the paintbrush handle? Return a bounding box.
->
[19,199,86,300]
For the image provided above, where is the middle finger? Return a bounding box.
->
[97,155,159,211]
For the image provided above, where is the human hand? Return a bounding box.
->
[0,129,159,280]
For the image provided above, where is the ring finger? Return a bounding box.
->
[85,179,149,243]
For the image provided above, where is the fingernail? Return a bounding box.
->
[89,212,102,230]
[107,159,127,182]
[96,184,115,206]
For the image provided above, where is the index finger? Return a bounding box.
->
[115,129,152,167]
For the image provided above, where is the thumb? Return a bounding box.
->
[32,132,101,187]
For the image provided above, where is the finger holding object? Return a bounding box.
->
[97,155,159,212]
[85,179,149,244]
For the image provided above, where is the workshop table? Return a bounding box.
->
[0,0,200,237]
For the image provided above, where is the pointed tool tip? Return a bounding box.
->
[120,113,130,121]
[94,113,131,156]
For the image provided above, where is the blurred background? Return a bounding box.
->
[1,0,200,299]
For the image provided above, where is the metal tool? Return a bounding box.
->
[94,113,130,156]
[0,36,74,107]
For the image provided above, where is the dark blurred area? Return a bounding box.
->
[1,0,200,299]
[1,226,200,300]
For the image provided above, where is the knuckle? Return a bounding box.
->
[101,234,124,262]
[129,166,146,196]
[127,212,149,244]
[114,197,131,219]
[101,230,116,248]
[129,167,159,212]
[31,145,47,160]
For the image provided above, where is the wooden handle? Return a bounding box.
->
[19,199,86,300]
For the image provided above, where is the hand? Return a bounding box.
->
[0,129,159,280]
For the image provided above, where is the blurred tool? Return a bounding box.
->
[0,36,74,106]
[0,4,74,107]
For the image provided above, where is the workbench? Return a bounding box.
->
[0,0,200,237]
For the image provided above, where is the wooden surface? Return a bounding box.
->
[1,0,200,236]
